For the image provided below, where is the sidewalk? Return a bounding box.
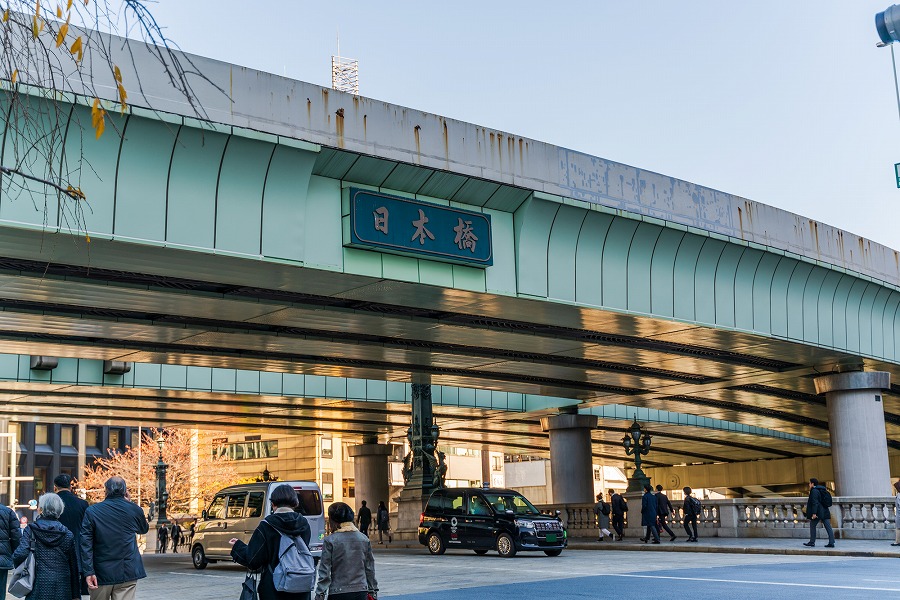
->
[382,536,900,558]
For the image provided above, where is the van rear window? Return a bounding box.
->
[295,489,322,516]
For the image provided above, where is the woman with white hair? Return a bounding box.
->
[13,492,80,600]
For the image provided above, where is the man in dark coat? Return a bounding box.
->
[610,488,627,541]
[230,483,312,600]
[157,523,169,554]
[0,494,21,592]
[54,473,89,596]
[356,500,372,537]
[81,476,149,599]
[640,484,660,543]
[655,484,677,542]
[803,477,835,548]
[682,486,700,542]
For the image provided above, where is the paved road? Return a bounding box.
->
[120,548,900,599]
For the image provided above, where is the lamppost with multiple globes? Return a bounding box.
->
[622,417,652,492]
[154,431,169,525]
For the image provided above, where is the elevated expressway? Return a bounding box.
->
[0,31,898,496]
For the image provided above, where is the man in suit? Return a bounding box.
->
[655,484,677,542]
[54,474,89,596]
[609,488,627,541]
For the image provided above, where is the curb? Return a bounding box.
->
[372,540,900,559]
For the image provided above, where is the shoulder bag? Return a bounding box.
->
[239,570,258,600]
[8,525,34,598]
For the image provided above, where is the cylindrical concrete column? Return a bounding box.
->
[540,412,598,504]
[814,371,891,496]
[348,441,393,512]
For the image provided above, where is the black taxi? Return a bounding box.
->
[417,487,566,557]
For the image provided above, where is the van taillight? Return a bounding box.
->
[419,513,425,523]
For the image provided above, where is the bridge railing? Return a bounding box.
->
[537,496,897,540]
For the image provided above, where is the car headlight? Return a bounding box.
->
[515,519,534,529]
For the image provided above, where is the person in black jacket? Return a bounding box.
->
[609,489,627,541]
[80,476,149,599]
[0,494,21,593]
[682,486,699,542]
[640,484,660,544]
[13,492,80,600]
[803,477,835,548]
[230,483,312,600]
[655,485,677,542]
[53,474,89,596]
[356,500,372,538]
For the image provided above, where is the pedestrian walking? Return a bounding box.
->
[376,501,391,544]
[802,477,835,548]
[230,483,312,600]
[171,522,182,553]
[80,476,150,600]
[682,486,700,542]
[593,493,612,541]
[314,502,378,600]
[188,521,196,546]
[610,489,626,541]
[655,484,677,542]
[893,480,900,547]
[54,474,89,596]
[0,491,21,593]
[13,492,81,600]
[640,484,660,544]
[356,500,372,537]
[157,523,168,554]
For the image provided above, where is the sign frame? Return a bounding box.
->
[347,188,493,267]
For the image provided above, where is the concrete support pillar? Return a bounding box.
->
[540,411,598,505]
[814,371,891,496]
[348,436,393,512]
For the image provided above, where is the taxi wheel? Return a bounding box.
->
[544,549,562,557]
[191,545,209,570]
[497,533,517,558]
[427,532,446,555]
[474,549,489,555]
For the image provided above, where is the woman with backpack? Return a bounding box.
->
[314,502,377,600]
[593,493,612,541]
[12,492,80,600]
[230,483,312,600]
[375,501,391,544]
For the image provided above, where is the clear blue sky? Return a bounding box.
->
[148,1,900,252]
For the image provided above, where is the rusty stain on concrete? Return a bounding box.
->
[335,108,345,148]
[414,124,421,160]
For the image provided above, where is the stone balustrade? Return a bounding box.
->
[538,496,898,540]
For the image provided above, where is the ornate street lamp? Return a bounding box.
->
[622,417,652,492]
[154,430,169,525]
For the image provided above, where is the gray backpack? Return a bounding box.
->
[270,527,316,593]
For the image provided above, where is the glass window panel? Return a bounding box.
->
[60,426,74,447]
[34,425,48,445]
[247,492,265,518]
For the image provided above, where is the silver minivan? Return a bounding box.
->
[191,480,325,570]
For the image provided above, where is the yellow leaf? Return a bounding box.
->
[2,10,8,22]
[55,26,65,48]
[113,65,122,83]
[94,113,105,139]
[70,36,82,59]
[56,5,62,18]
[10,70,17,84]
[67,0,72,9]
[85,235,90,243]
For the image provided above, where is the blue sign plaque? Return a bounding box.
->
[348,188,492,267]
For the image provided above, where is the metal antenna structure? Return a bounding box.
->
[332,33,359,95]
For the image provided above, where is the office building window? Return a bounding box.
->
[109,429,121,451]
[60,426,74,447]
[34,467,46,495]
[212,440,278,461]
[85,427,99,449]
[321,437,333,458]
[322,472,333,501]
[131,430,139,449]
[34,425,49,445]
[342,478,355,499]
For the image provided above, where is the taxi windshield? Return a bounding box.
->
[480,493,541,515]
